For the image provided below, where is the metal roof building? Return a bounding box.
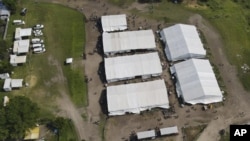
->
[107,80,169,116]
[101,14,127,32]
[170,59,223,105]
[160,24,206,62]
[13,39,30,54]
[10,55,27,66]
[103,30,156,56]
[160,126,179,136]
[105,52,162,83]
[136,130,156,140]
[15,28,32,40]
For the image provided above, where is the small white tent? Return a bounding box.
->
[101,14,127,32]
[170,59,223,105]
[160,24,206,62]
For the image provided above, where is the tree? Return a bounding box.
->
[0,96,40,140]
[2,0,18,14]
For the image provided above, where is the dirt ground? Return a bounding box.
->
[39,0,250,141]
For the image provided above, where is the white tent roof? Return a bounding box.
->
[10,55,27,64]
[160,24,206,61]
[15,28,32,40]
[3,78,11,90]
[137,130,156,140]
[103,30,156,54]
[0,73,10,79]
[107,80,169,116]
[160,126,178,136]
[101,14,127,32]
[171,59,223,105]
[66,58,73,64]
[11,79,23,88]
[13,39,30,54]
[105,52,162,82]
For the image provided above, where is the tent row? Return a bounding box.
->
[170,59,223,105]
[103,30,156,56]
[160,24,206,62]
[107,80,169,116]
[105,52,162,83]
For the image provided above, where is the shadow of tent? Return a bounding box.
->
[98,61,106,83]
[99,89,108,115]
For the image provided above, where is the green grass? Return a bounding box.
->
[130,1,194,24]
[182,125,207,141]
[1,0,87,113]
[48,119,78,141]
[194,0,250,90]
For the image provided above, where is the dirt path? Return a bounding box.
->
[47,55,87,140]
[189,14,250,141]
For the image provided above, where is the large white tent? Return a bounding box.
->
[105,52,162,83]
[170,59,223,105]
[160,24,206,61]
[101,14,127,32]
[103,30,156,56]
[107,80,169,116]
[13,39,30,54]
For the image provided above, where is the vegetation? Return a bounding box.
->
[182,125,207,141]
[2,0,18,14]
[47,117,78,141]
[0,39,13,74]
[0,96,40,140]
[3,0,87,110]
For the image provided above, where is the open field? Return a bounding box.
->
[1,0,87,140]
[2,0,86,108]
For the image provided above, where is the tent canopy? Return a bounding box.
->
[105,52,162,82]
[13,39,30,54]
[170,59,223,105]
[15,28,32,40]
[103,30,156,55]
[160,126,179,136]
[101,14,127,32]
[160,24,206,61]
[137,130,156,140]
[107,80,169,116]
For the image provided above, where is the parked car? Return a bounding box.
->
[31,44,44,49]
[33,30,43,37]
[31,38,44,44]
[33,47,46,54]
[33,24,44,30]
[20,8,27,16]
[13,20,25,25]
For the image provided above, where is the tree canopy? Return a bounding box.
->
[0,96,40,140]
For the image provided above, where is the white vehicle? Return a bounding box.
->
[31,43,44,48]
[33,24,44,30]
[31,38,44,44]
[33,47,46,54]
[13,20,25,25]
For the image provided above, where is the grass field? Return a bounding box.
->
[1,0,87,115]
[0,0,87,140]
